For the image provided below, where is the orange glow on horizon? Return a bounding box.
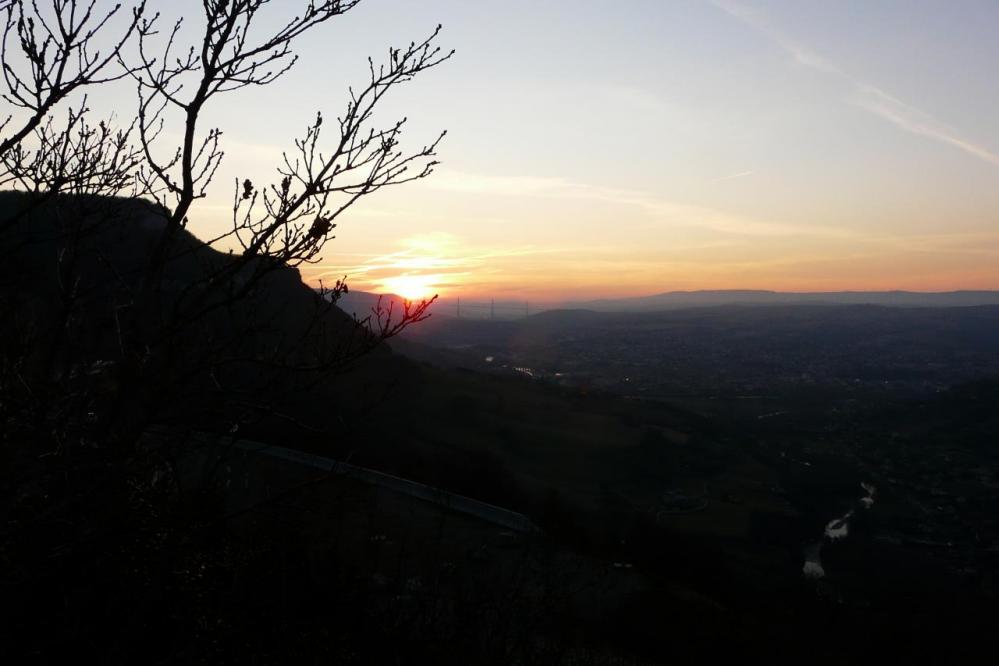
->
[301,232,999,303]
[378,274,441,301]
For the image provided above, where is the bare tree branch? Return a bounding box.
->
[0,0,146,158]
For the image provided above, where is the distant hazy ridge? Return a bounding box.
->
[574,290,999,311]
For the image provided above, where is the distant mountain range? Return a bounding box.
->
[574,290,999,311]
[334,289,999,319]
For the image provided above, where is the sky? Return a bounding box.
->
[85,1,999,300]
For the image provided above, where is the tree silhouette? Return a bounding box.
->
[0,4,451,658]
[1,0,450,445]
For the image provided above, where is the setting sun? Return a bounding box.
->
[379,274,439,301]
[309,233,470,299]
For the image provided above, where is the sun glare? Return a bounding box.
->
[380,274,439,301]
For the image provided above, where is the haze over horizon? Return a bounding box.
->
[98,0,999,301]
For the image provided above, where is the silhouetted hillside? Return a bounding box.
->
[0,191,407,435]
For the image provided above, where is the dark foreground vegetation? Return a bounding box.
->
[4,191,999,664]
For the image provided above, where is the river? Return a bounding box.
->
[803,482,877,579]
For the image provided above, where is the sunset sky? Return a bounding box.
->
[124,0,999,301]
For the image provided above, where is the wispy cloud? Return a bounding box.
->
[427,171,576,196]
[306,231,574,293]
[711,170,756,183]
[868,230,999,259]
[709,0,999,168]
[850,86,999,167]
[708,0,841,74]
[432,169,856,239]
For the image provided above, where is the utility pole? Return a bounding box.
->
[525,301,529,317]
[490,299,495,320]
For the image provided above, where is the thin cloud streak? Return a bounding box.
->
[711,170,756,182]
[432,169,858,240]
[709,0,999,168]
[306,233,578,293]
[851,86,999,167]
[708,0,841,74]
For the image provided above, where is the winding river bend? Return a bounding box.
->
[803,482,877,579]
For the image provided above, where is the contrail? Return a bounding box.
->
[709,0,999,168]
